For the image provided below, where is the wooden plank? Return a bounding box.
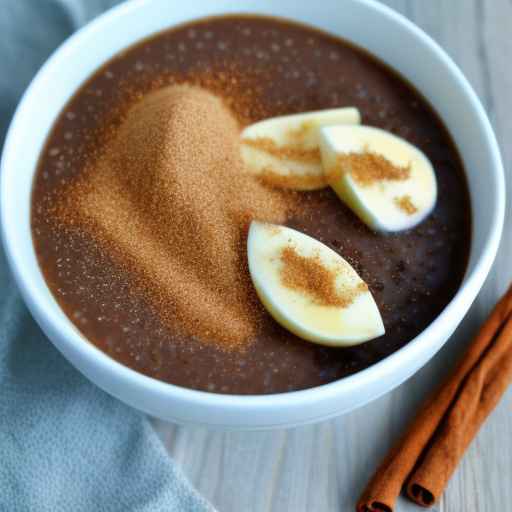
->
[154,1,512,510]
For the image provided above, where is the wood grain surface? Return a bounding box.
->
[153,1,512,510]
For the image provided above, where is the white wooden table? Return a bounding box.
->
[154,2,512,510]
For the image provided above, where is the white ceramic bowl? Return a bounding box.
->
[1,0,505,429]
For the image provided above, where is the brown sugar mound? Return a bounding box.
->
[279,246,368,308]
[68,85,297,350]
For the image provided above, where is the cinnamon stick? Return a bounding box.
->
[357,284,512,512]
[406,310,512,506]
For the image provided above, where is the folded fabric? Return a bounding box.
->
[0,2,214,511]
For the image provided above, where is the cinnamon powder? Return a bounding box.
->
[242,135,326,190]
[394,195,418,215]
[64,85,298,350]
[279,246,367,308]
[327,152,410,186]
[242,137,321,163]
[258,168,327,190]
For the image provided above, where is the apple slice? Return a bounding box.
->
[247,221,384,347]
[319,125,437,232]
[241,107,361,190]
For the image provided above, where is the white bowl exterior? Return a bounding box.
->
[0,0,505,429]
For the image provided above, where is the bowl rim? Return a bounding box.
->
[0,0,505,414]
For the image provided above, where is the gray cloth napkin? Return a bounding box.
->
[0,2,214,511]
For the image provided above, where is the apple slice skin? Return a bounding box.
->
[319,125,438,232]
[247,221,385,347]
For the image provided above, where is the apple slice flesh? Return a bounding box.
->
[241,107,361,190]
[247,221,385,347]
[319,125,437,232]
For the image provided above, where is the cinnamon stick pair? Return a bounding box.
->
[357,284,512,512]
